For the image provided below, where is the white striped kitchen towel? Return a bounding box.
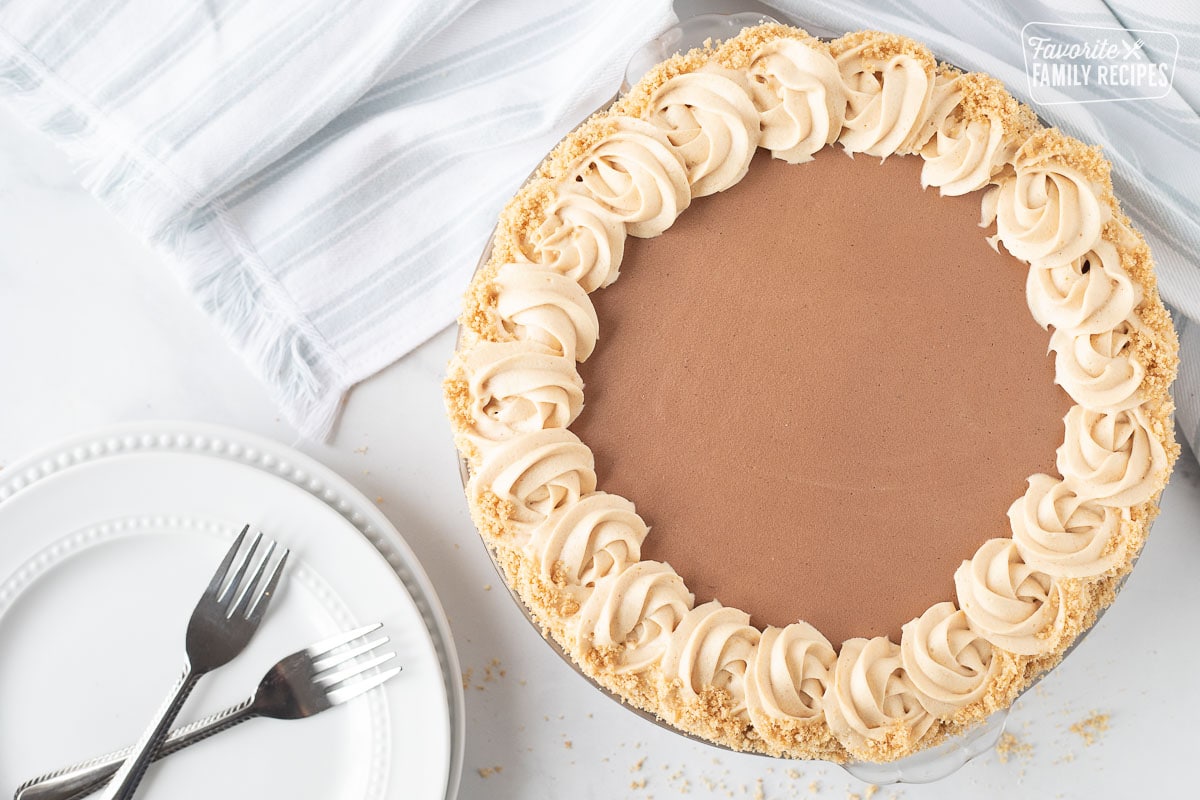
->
[1,0,1198,452]
[0,0,676,437]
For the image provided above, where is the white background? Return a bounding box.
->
[2,106,1198,799]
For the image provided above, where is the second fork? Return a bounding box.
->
[16,623,399,800]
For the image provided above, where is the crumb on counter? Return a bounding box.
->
[1069,712,1111,746]
[996,732,1034,764]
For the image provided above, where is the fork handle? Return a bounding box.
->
[14,698,257,800]
[94,665,202,800]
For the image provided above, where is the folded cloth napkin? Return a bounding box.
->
[0,0,676,437]
[2,0,1198,453]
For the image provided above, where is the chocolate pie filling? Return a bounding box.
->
[572,148,1074,645]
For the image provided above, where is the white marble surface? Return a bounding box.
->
[2,104,1198,799]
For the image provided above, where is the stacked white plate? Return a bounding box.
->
[0,422,464,800]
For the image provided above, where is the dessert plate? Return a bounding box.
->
[0,422,464,800]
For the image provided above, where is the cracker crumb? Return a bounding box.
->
[1069,712,1111,746]
[477,765,503,778]
[865,786,879,799]
[631,779,647,790]
[353,446,368,454]
[563,739,573,749]
[996,732,1034,764]
[632,757,646,773]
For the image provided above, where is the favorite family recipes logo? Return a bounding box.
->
[1022,22,1178,104]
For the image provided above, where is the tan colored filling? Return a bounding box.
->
[572,148,1074,645]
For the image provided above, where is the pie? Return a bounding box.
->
[444,24,1178,762]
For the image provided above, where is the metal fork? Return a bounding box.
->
[15,624,399,800]
[96,527,288,800]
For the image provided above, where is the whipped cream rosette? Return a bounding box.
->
[645,69,761,196]
[467,428,596,536]
[492,264,600,362]
[954,538,1068,656]
[661,602,760,720]
[523,191,627,292]
[824,637,935,760]
[528,491,647,588]
[1026,237,1141,335]
[1051,320,1146,412]
[918,71,1035,195]
[449,340,583,452]
[982,130,1112,265]
[831,30,936,157]
[1057,406,1169,506]
[899,602,998,718]
[745,36,846,163]
[568,117,691,238]
[446,23,1178,763]
[1009,474,1126,578]
[573,560,694,673]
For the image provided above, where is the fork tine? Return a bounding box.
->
[219,530,262,605]
[318,650,397,688]
[246,548,288,623]
[205,526,248,597]
[312,636,390,674]
[307,623,383,658]
[228,539,275,618]
[326,666,403,706]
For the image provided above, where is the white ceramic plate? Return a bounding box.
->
[0,422,464,800]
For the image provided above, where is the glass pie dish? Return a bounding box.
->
[454,9,1153,784]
